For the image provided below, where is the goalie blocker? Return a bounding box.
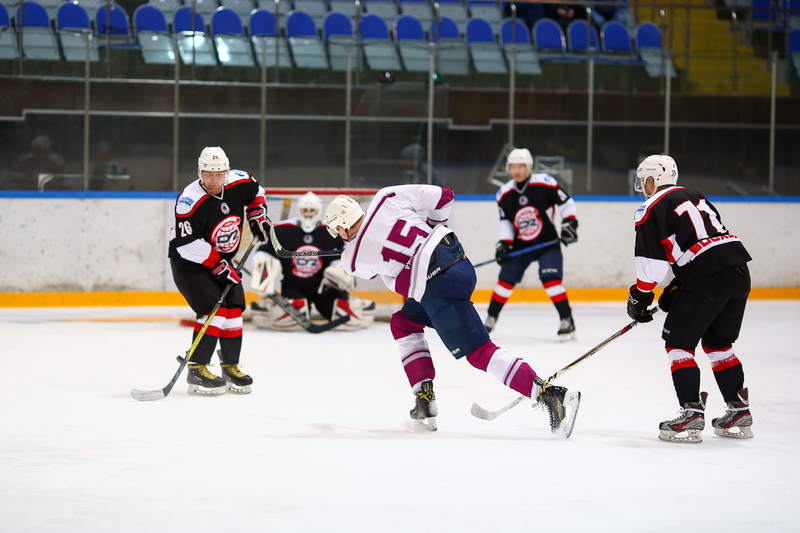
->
[250,253,375,331]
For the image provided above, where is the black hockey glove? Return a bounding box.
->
[627,285,655,323]
[560,218,578,246]
[246,203,271,243]
[211,259,242,285]
[658,278,681,313]
[495,241,513,264]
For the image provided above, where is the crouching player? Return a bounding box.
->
[250,192,375,331]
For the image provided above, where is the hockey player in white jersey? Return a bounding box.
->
[324,185,580,435]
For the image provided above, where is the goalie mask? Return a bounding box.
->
[325,195,364,238]
[197,146,230,179]
[505,148,533,174]
[297,192,323,233]
[635,154,678,198]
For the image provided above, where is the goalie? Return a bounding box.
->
[250,192,375,331]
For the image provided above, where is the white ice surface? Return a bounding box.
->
[2,301,799,532]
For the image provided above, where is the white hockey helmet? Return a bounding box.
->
[635,154,678,198]
[324,195,364,238]
[197,146,230,178]
[297,191,323,233]
[505,148,534,173]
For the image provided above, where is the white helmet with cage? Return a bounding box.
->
[635,154,678,198]
[197,146,230,178]
[505,148,534,173]
[297,191,323,233]
[324,195,364,238]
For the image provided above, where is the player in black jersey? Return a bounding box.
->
[250,192,374,331]
[627,154,754,443]
[168,147,271,395]
[484,148,579,340]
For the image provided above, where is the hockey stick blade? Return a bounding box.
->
[131,354,189,401]
[267,293,351,333]
[270,224,342,258]
[470,395,527,421]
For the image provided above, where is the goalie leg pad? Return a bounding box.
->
[333,298,374,330]
[251,298,308,331]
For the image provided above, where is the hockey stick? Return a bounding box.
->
[470,308,657,420]
[266,293,351,333]
[472,240,560,268]
[131,238,259,402]
[269,224,343,258]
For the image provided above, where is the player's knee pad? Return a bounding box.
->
[251,298,308,332]
[390,310,425,339]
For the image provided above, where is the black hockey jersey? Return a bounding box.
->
[633,186,751,290]
[258,220,344,297]
[168,169,267,267]
[496,173,577,247]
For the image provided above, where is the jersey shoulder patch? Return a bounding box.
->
[175,180,207,216]
[530,173,559,188]
[226,169,251,184]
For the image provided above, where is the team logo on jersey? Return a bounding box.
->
[514,206,543,241]
[303,234,313,244]
[211,216,242,253]
[221,202,230,215]
[291,245,322,278]
[518,196,529,206]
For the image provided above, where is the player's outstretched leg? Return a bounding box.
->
[658,392,707,443]
[410,380,438,431]
[712,388,753,439]
[534,376,581,438]
[187,363,227,396]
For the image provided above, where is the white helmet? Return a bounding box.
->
[635,154,678,198]
[297,191,323,233]
[197,146,230,178]
[324,195,364,238]
[505,148,533,173]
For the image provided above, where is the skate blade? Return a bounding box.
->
[555,391,581,438]
[658,428,703,443]
[187,384,226,396]
[714,426,754,439]
[225,383,252,394]
[412,417,438,431]
[558,332,576,342]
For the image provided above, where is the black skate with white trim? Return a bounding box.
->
[658,392,707,443]
[410,380,438,431]
[187,364,226,396]
[221,364,253,394]
[534,376,581,438]
[712,388,753,439]
[557,316,576,342]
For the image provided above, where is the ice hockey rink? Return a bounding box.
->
[2,300,799,533]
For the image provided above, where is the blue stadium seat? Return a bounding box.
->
[566,19,598,54]
[16,1,61,60]
[788,28,800,77]
[286,10,330,68]
[134,4,177,64]
[359,12,402,70]
[500,17,541,75]
[96,2,132,40]
[634,21,676,78]
[395,14,430,71]
[0,3,19,60]
[323,11,356,71]
[212,7,255,66]
[465,16,506,73]
[57,2,100,61]
[174,5,217,65]
[250,8,293,67]
[532,17,566,55]
[430,15,469,75]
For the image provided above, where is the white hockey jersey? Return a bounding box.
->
[340,185,454,301]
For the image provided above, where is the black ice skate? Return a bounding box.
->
[712,388,753,439]
[484,316,497,334]
[221,364,253,394]
[187,364,226,396]
[557,316,576,342]
[534,376,581,438]
[658,392,707,443]
[410,380,438,431]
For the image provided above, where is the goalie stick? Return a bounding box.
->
[472,240,559,268]
[131,238,259,402]
[470,308,657,421]
[266,293,351,333]
[269,224,342,258]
